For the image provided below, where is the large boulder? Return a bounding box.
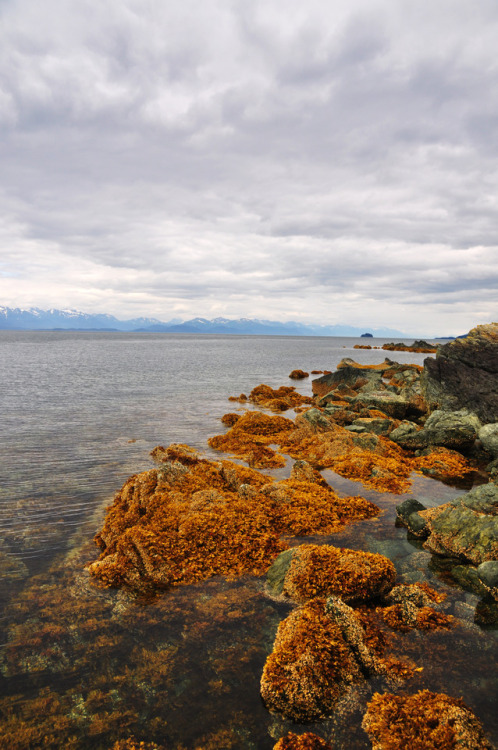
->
[422,323,498,424]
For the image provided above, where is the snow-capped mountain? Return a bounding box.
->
[0,306,408,337]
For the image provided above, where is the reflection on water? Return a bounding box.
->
[0,332,496,748]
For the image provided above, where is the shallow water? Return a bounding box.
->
[0,332,496,749]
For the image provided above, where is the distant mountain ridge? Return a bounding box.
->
[0,306,407,337]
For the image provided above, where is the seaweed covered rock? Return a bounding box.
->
[422,323,498,424]
[260,597,388,722]
[88,446,379,593]
[289,370,309,379]
[266,544,396,604]
[248,384,313,412]
[273,733,334,750]
[208,410,294,467]
[362,690,492,749]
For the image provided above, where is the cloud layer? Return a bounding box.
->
[1,0,497,335]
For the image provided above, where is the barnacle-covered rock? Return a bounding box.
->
[261,597,395,722]
[380,583,452,632]
[362,690,492,749]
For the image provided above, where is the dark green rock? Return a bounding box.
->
[266,549,296,597]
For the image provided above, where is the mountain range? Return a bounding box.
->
[0,306,408,337]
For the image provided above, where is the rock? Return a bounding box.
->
[390,420,426,449]
[422,322,498,423]
[266,544,396,603]
[421,481,498,565]
[350,417,396,436]
[392,410,481,452]
[266,549,296,597]
[298,408,334,431]
[312,360,385,398]
[478,423,498,457]
[362,690,492,750]
[421,409,481,451]
[395,498,429,538]
[381,583,452,631]
[350,391,412,420]
[476,561,498,601]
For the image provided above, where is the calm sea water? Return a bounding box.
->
[0,332,496,749]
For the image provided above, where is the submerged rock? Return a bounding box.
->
[362,690,492,749]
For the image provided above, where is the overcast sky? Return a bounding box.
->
[1,0,497,335]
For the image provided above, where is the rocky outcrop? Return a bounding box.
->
[422,323,498,423]
[362,690,492,750]
[266,544,396,604]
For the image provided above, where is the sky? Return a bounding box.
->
[1,0,497,336]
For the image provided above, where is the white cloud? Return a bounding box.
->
[0,0,497,335]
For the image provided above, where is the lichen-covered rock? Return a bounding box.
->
[422,323,498,424]
[421,481,498,565]
[266,544,396,604]
[395,498,429,538]
[362,690,492,749]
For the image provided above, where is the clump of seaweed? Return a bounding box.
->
[273,732,334,749]
[362,690,492,749]
[273,544,396,604]
[289,370,310,379]
[208,410,294,468]
[248,384,313,411]
[88,449,379,594]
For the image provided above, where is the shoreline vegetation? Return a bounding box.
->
[85,324,497,749]
[1,324,496,748]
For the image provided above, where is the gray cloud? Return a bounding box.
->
[0,0,497,335]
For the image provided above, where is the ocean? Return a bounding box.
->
[0,331,496,749]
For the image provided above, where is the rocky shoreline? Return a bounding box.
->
[87,323,498,750]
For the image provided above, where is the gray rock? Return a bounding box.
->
[421,322,498,423]
[390,420,427,449]
[478,423,498,457]
[477,560,498,589]
[421,409,481,451]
